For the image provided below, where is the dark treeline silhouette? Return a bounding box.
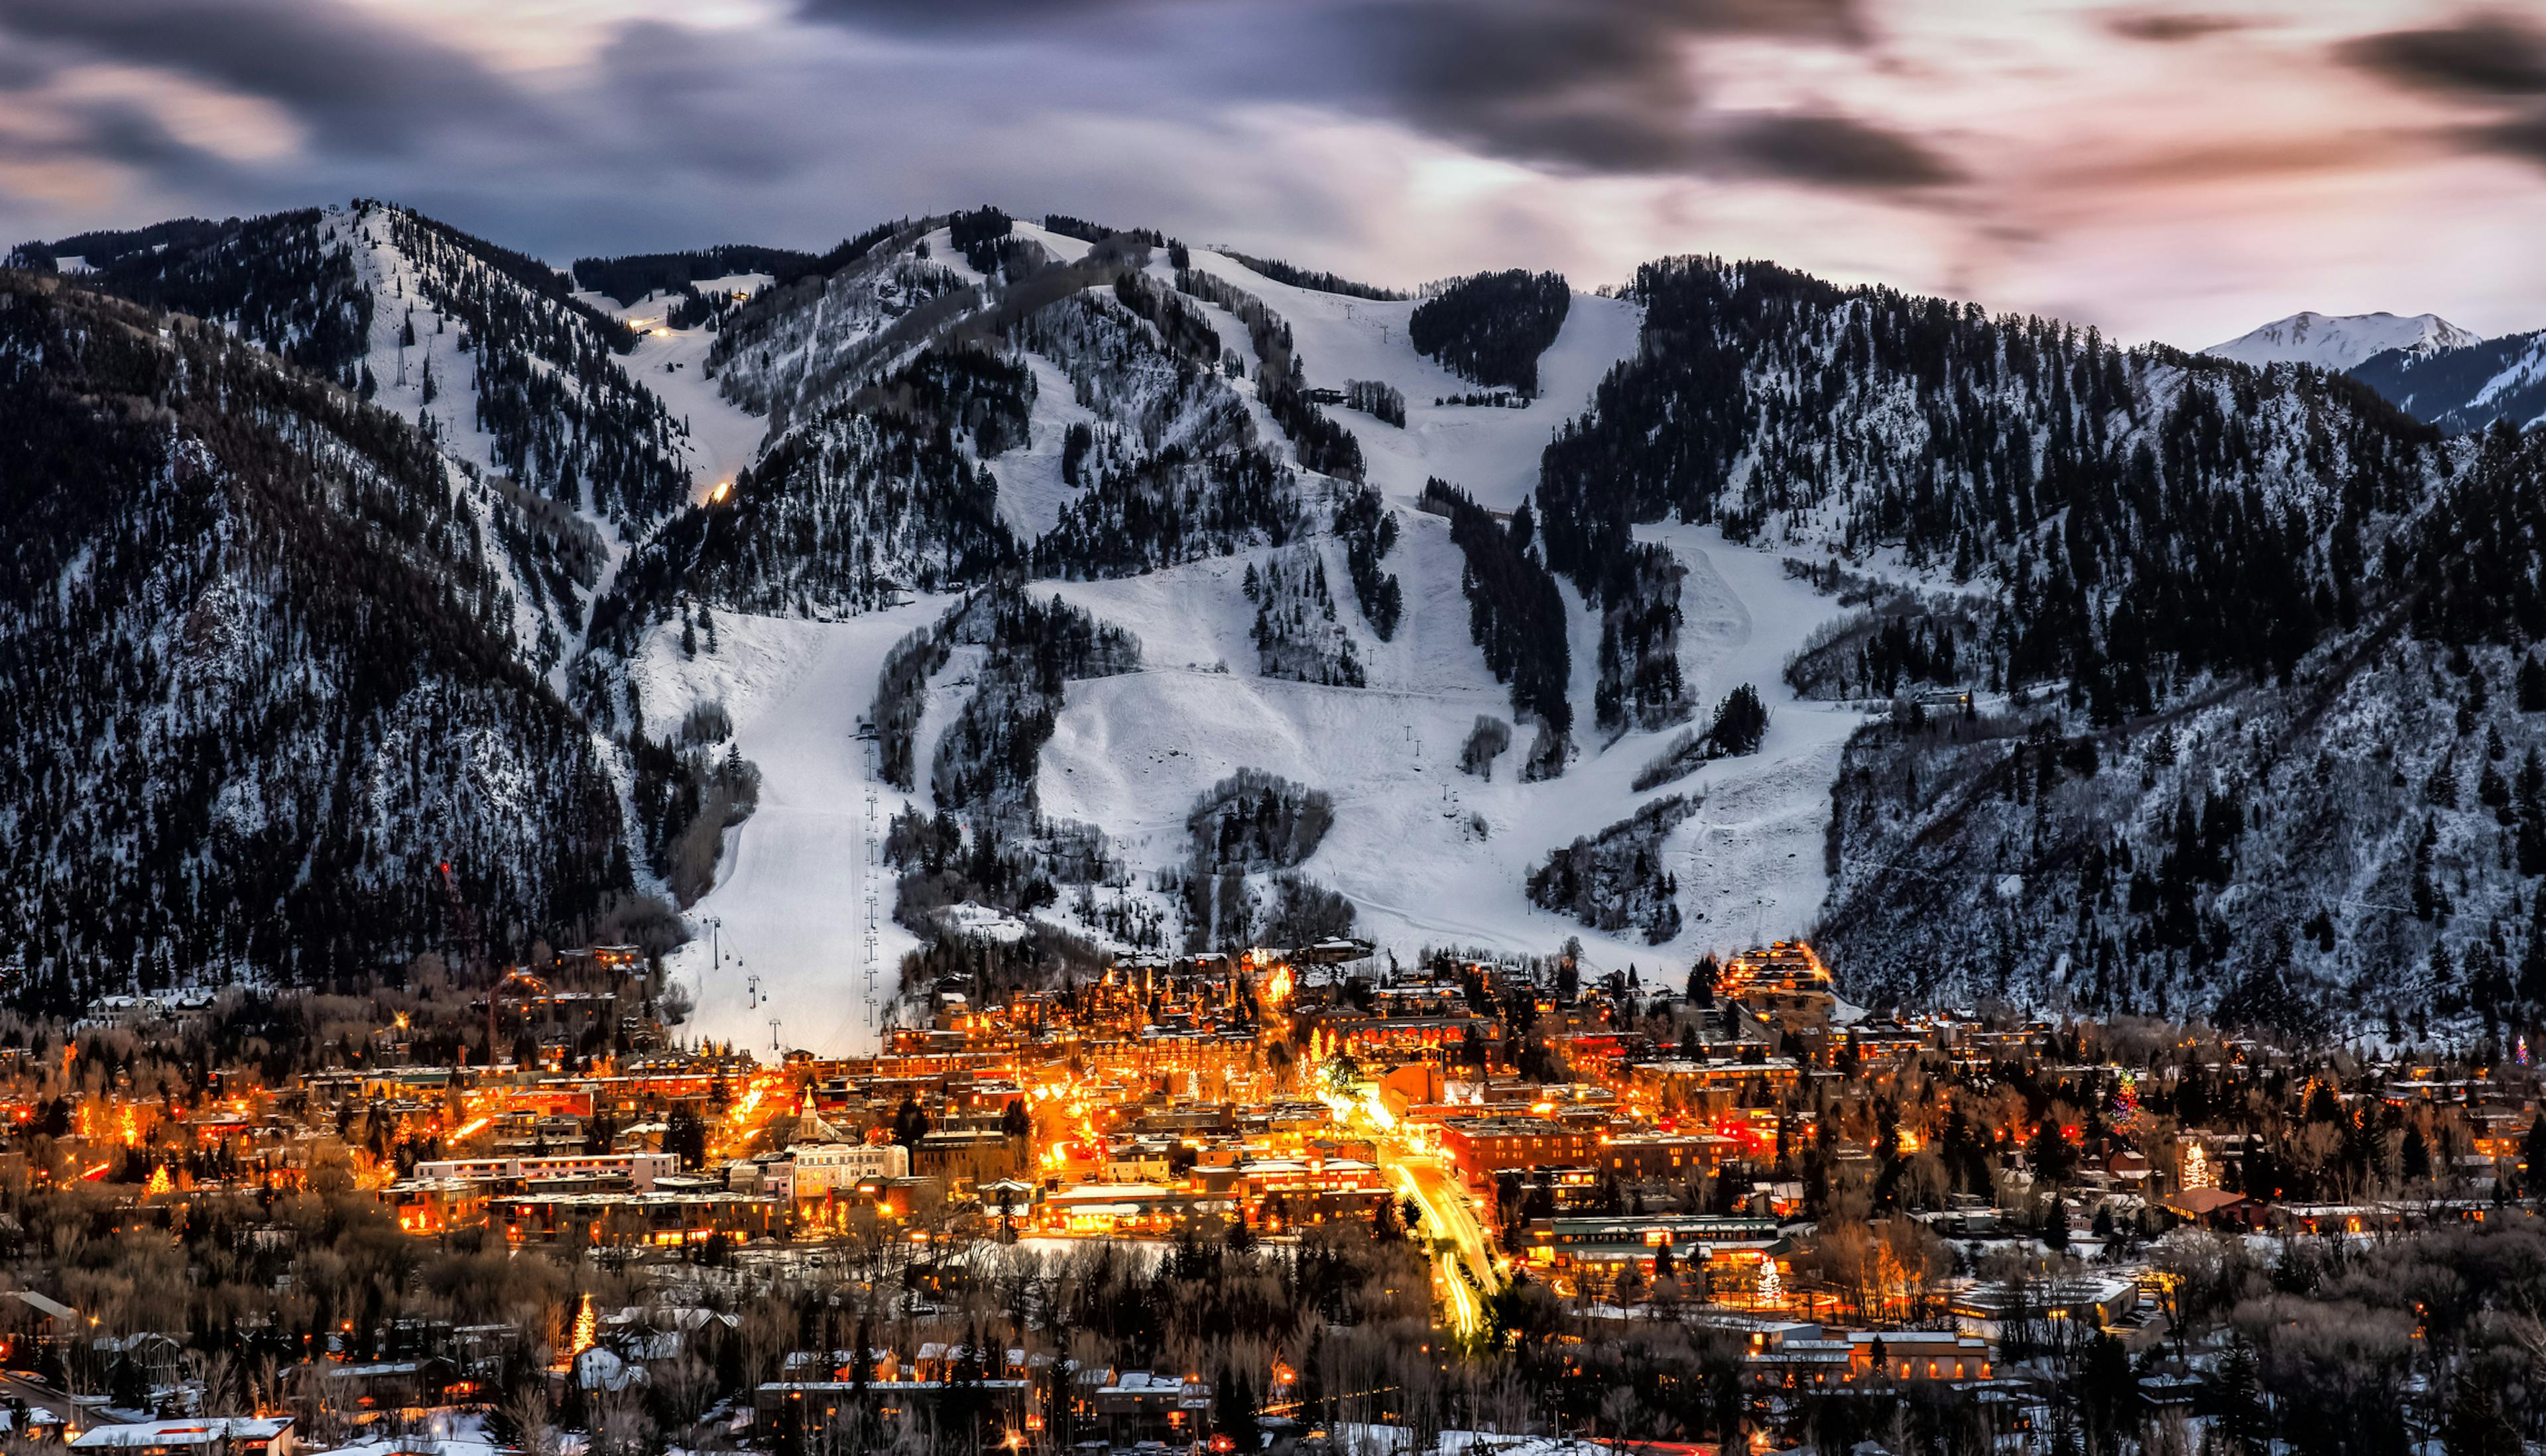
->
[1187,769,1335,872]
[799,218,909,283]
[589,346,1026,659]
[1042,213,1164,247]
[68,209,371,381]
[1410,269,1570,396]
[1221,251,1407,300]
[1420,479,1571,745]
[1593,543,1689,734]
[1343,378,1406,426]
[1784,587,1989,701]
[1538,255,2433,719]
[1526,795,1693,942]
[947,206,1013,273]
[569,245,815,306]
[1461,715,1514,778]
[1109,272,1223,365]
[1033,446,1303,578]
[1177,770,1344,949]
[13,216,231,271]
[1334,485,1403,640]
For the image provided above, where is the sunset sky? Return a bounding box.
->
[3,0,2543,347]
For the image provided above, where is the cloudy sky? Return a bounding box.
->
[3,0,2544,347]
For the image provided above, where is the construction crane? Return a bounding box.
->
[435,860,498,1063]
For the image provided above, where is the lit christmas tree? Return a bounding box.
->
[2113,1069,2140,1124]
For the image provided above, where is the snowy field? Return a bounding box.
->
[1636,524,1871,948]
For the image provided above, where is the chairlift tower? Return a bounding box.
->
[863,739,882,1040]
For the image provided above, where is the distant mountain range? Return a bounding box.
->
[2204,310,2481,371]
[2203,308,2546,436]
[10,205,2546,1044]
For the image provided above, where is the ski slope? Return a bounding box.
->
[1036,520,1863,975]
[587,276,776,505]
[1016,255,1862,973]
[625,230,1875,1046]
[1179,250,1643,510]
[636,598,952,1056]
[1635,524,1869,948]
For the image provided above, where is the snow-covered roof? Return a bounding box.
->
[73,1419,291,1449]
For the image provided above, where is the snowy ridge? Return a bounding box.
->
[2205,310,2480,371]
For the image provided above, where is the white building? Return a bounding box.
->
[789,1142,910,1197]
[410,1152,680,1191]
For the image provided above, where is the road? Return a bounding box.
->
[1319,1083,1504,1338]
[1380,1144,1501,1339]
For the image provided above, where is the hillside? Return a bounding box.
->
[1523,257,2545,1035]
[2350,328,2546,435]
[0,272,636,1010]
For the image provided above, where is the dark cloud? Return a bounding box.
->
[1728,112,1961,188]
[1353,0,1725,174]
[1343,0,1947,187]
[2331,12,2546,178]
[2338,13,2546,97]
[2102,11,2251,44]
[786,0,1926,188]
[793,0,1155,30]
[0,0,544,152]
[2466,110,2546,164]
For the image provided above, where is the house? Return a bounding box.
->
[70,1418,295,1456]
[286,1359,459,1415]
[2161,1186,2267,1229]
[1091,1371,1211,1443]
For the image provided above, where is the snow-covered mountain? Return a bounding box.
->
[2203,310,2480,371]
[2349,328,2546,436]
[0,265,631,1006]
[12,202,2546,1049]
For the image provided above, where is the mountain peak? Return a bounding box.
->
[2203,309,2482,371]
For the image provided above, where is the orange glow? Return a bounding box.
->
[568,1294,596,1358]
